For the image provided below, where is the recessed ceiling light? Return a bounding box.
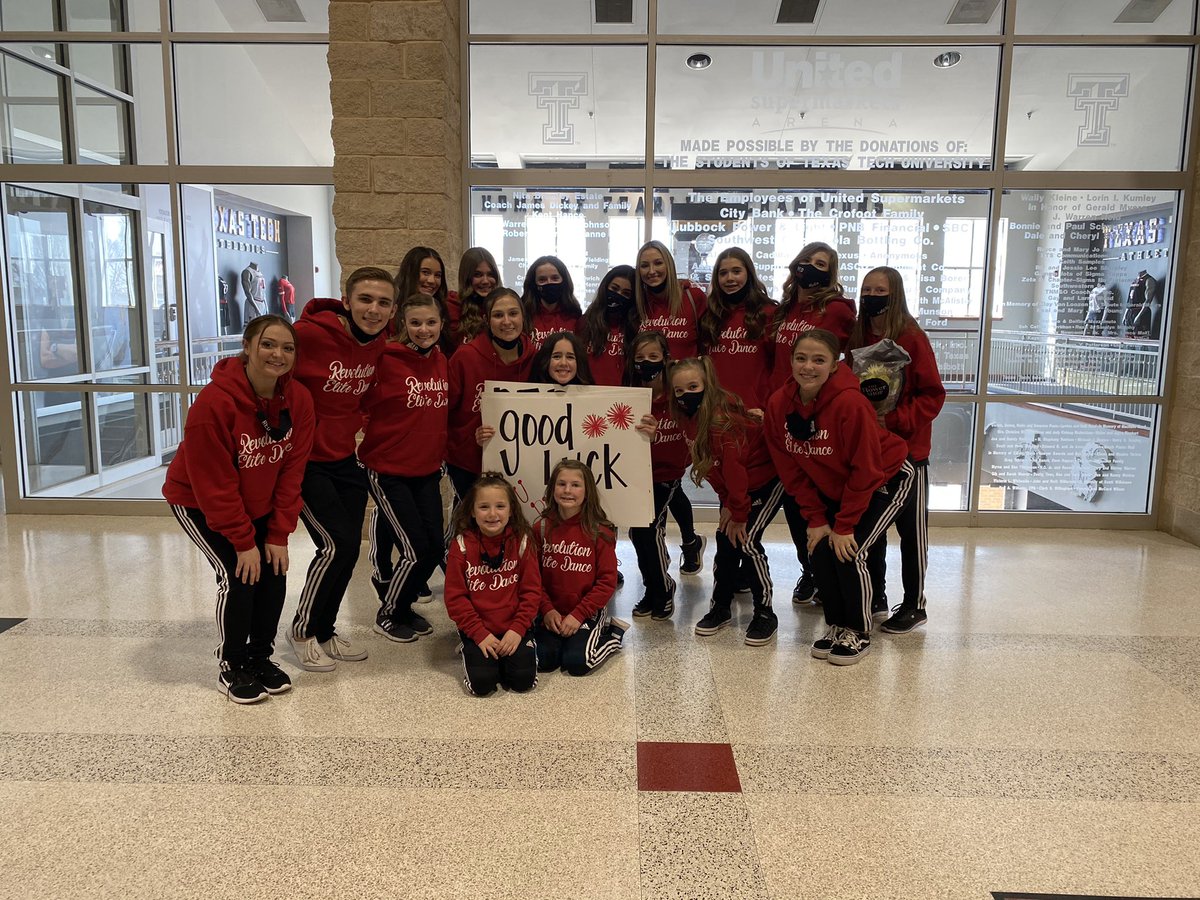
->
[686,53,712,70]
[933,51,962,68]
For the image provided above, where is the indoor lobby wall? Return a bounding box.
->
[328,0,464,274]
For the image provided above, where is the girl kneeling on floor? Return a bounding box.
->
[444,473,543,696]
[668,357,785,647]
[534,460,629,676]
[763,329,915,666]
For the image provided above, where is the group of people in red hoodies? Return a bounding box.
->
[167,237,946,703]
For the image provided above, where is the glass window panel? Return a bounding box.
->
[469,187,644,298]
[0,0,57,30]
[1016,0,1195,35]
[0,52,66,164]
[470,45,646,169]
[174,44,332,166]
[1006,46,1190,171]
[171,0,327,33]
[653,187,987,391]
[82,201,145,371]
[128,44,167,165]
[994,190,1174,397]
[69,43,129,93]
[980,401,1154,513]
[3,44,65,67]
[658,0,1003,35]
[95,387,152,468]
[5,187,84,382]
[655,45,999,172]
[930,402,975,511]
[19,390,94,493]
[470,0,647,34]
[65,0,160,30]
[75,84,131,164]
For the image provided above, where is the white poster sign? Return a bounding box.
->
[480,382,654,526]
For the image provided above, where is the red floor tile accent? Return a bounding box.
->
[636,741,742,793]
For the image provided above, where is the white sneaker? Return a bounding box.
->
[321,633,368,661]
[287,632,336,672]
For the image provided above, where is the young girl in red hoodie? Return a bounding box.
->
[446,247,501,347]
[627,331,689,621]
[849,266,946,634]
[444,473,543,696]
[768,241,858,608]
[521,255,584,346]
[669,357,785,646]
[360,293,449,644]
[577,264,637,387]
[534,460,628,676]
[164,315,315,703]
[698,247,776,415]
[763,329,916,666]
[287,267,395,673]
[446,288,536,501]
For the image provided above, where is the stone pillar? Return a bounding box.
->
[328,0,463,279]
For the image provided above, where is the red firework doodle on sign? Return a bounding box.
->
[606,402,634,430]
[581,414,609,439]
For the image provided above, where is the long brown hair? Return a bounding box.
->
[529,331,595,385]
[771,241,844,339]
[538,459,615,542]
[579,264,637,357]
[393,246,450,347]
[667,356,754,485]
[634,240,684,320]
[520,255,583,326]
[456,247,502,342]
[848,265,920,349]
[450,472,534,544]
[698,247,772,350]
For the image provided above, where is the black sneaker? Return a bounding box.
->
[810,625,840,659]
[680,535,706,576]
[828,630,871,665]
[373,616,418,643]
[694,605,732,636]
[651,593,675,621]
[881,606,927,634]
[416,583,434,603]
[217,667,268,704]
[608,616,631,640]
[616,569,625,587]
[404,609,434,636]
[243,658,291,695]
[632,595,655,617]
[792,572,818,605]
[870,595,890,625]
[744,610,778,646]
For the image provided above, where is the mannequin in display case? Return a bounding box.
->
[242,261,267,323]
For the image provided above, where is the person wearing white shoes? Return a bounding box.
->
[164,315,314,703]
[764,329,914,666]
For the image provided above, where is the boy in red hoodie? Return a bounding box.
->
[534,461,627,676]
[444,474,542,696]
[287,267,395,673]
[164,315,314,703]
[764,329,916,666]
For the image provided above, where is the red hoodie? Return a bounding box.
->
[706,303,775,409]
[682,411,774,522]
[359,341,449,477]
[529,307,582,348]
[582,321,628,387]
[163,357,315,551]
[860,324,946,462]
[292,298,385,462]
[769,296,857,391]
[444,528,542,644]
[639,282,707,360]
[447,331,535,473]
[648,391,690,482]
[535,515,617,622]
[763,366,909,535]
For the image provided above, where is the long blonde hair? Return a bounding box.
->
[634,240,684,320]
[667,356,753,485]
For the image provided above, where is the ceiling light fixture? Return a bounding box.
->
[933,51,962,69]
[686,53,712,70]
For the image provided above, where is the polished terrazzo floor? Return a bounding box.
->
[1,513,1199,899]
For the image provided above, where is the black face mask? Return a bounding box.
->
[633,359,665,382]
[604,290,631,315]
[257,408,293,442]
[785,411,817,442]
[645,279,668,294]
[492,333,522,351]
[721,281,752,304]
[538,282,565,305]
[796,264,832,290]
[344,312,380,345]
[676,390,705,418]
[862,295,889,317]
[479,543,505,570]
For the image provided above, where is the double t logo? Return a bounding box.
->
[528,73,589,144]
[1067,73,1130,147]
